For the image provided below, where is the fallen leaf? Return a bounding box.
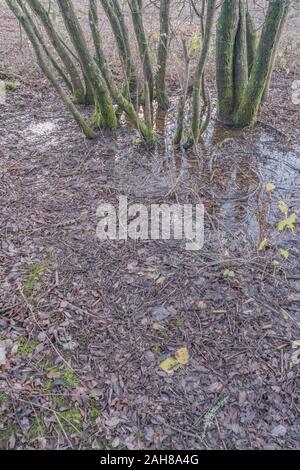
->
[277,200,289,217]
[151,323,164,331]
[159,357,181,374]
[156,276,166,285]
[279,248,289,259]
[175,347,189,365]
[271,425,287,437]
[139,267,159,280]
[277,213,297,233]
[196,300,207,310]
[150,305,176,322]
[223,269,235,278]
[258,238,268,252]
[207,382,224,393]
[47,370,62,379]
[265,182,276,192]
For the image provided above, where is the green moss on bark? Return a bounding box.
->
[216,0,239,124]
[234,1,288,127]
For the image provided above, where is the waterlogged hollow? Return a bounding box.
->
[113,108,300,251]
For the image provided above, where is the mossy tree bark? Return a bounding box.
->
[246,10,257,76]
[233,0,248,112]
[128,0,154,101]
[262,0,290,102]
[89,0,155,142]
[57,0,117,129]
[190,0,216,144]
[216,0,240,125]
[22,1,73,93]
[216,0,289,128]
[6,0,96,139]
[173,39,190,146]
[234,0,290,127]
[100,0,137,100]
[27,0,86,103]
[156,0,171,110]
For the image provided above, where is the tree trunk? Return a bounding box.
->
[89,0,155,142]
[216,0,239,125]
[190,0,216,143]
[57,0,117,129]
[173,40,190,146]
[246,10,257,76]
[128,0,154,101]
[234,0,289,127]
[262,0,290,102]
[234,0,248,112]
[156,0,171,110]
[6,0,96,139]
[27,0,85,103]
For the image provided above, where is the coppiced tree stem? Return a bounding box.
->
[89,0,155,142]
[27,0,85,103]
[6,0,96,138]
[128,0,154,100]
[57,0,117,129]
[234,0,289,127]
[190,0,216,144]
[216,0,239,124]
[156,0,171,110]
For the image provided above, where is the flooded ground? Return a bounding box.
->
[113,106,300,257]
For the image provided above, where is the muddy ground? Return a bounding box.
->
[0,1,300,450]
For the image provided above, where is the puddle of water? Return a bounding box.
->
[112,104,300,248]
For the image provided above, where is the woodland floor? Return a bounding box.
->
[0,1,300,450]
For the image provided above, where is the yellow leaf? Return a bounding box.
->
[265,182,276,192]
[152,323,164,331]
[277,213,297,233]
[175,347,189,365]
[223,269,235,278]
[139,267,158,280]
[258,238,268,252]
[159,357,180,374]
[277,200,289,217]
[279,249,289,260]
[196,300,207,310]
[156,276,166,285]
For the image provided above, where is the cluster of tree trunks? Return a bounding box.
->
[6,0,290,145]
[217,0,290,128]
